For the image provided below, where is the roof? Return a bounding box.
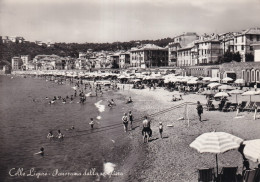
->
[178,42,195,51]
[130,44,167,52]
[241,28,260,35]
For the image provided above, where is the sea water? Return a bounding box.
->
[0,75,131,182]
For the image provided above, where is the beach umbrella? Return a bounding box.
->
[228,90,244,103]
[241,90,260,102]
[218,85,235,90]
[203,77,211,81]
[187,80,198,84]
[214,92,230,98]
[208,83,221,89]
[209,77,220,82]
[222,77,233,82]
[201,90,216,95]
[235,79,245,84]
[190,131,243,175]
[243,139,260,163]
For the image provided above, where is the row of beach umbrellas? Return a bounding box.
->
[190,131,260,175]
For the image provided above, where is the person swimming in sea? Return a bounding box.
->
[47,131,54,139]
[34,147,44,156]
[57,130,64,139]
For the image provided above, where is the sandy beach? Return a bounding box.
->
[116,86,260,182]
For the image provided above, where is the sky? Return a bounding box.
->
[0,0,260,43]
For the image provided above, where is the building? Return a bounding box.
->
[11,57,23,70]
[110,53,120,68]
[177,43,196,67]
[130,44,168,68]
[195,37,222,65]
[252,43,260,62]
[168,32,198,66]
[168,43,181,66]
[119,52,130,69]
[233,28,260,62]
[21,55,31,70]
[219,32,236,54]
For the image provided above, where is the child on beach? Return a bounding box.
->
[159,122,163,139]
[89,118,99,129]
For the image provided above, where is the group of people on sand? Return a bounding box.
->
[121,111,134,132]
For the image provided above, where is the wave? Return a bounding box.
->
[95,100,105,113]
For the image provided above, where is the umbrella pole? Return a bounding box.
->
[216,154,219,177]
[236,94,237,103]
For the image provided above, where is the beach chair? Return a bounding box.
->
[198,168,215,182]
[222,102,232,112]
[244,102,255,112]
[243,170,256,182]
[219,167,238,182]
[240,101,247,111]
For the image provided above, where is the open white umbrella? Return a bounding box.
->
[235,79,245,84]
[214,92,230,98]
[218,85,235,90]
[210,77,220,82]
[242,90,260,102]
[228,90,244,103]
[243,139,260,163]
[190,131,243,175]
[203,77,211,81]
[222,77,233,82]
[187,80,198,84]
[208,83,221,89]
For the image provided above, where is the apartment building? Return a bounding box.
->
[11,57,23,70]
[119,52,130,69]
[233,28,260,62]
[130,44,168,68]
[168,32,198,66]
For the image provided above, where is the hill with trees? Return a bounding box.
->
[0,37,175,66]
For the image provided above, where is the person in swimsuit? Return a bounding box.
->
[122,113,128,132]
[34,147,44,156]
[47,131,54,139]
[129,111,133,130]
[142,116,152,137]
[57,130,64,139]
[159,122,163,139]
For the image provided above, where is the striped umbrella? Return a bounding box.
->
[190,132,243,175]
[243,139,260,163]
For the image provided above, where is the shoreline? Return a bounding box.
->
[116,85,260,181]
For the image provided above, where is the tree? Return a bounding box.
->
[233,52,241,62]
[245,53,254,62]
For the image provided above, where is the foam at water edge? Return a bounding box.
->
[95,100,105,113]
[96,116,102,120]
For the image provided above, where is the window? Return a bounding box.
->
[235,38,237,43]
[241,45,244,50]
[205,50,207,54]
[251,70,255,82]
[235,46,237,51]
[242,36,244,42]
[258,35,260,41]
[250,35,253,41]
[250,46,253,51]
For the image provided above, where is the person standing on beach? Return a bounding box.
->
[142,116,152,137]
[122,113,128,132]
[129,111,133,130]
[159,122,163,139]
[89,118,97,129]
[196,101,203,122]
